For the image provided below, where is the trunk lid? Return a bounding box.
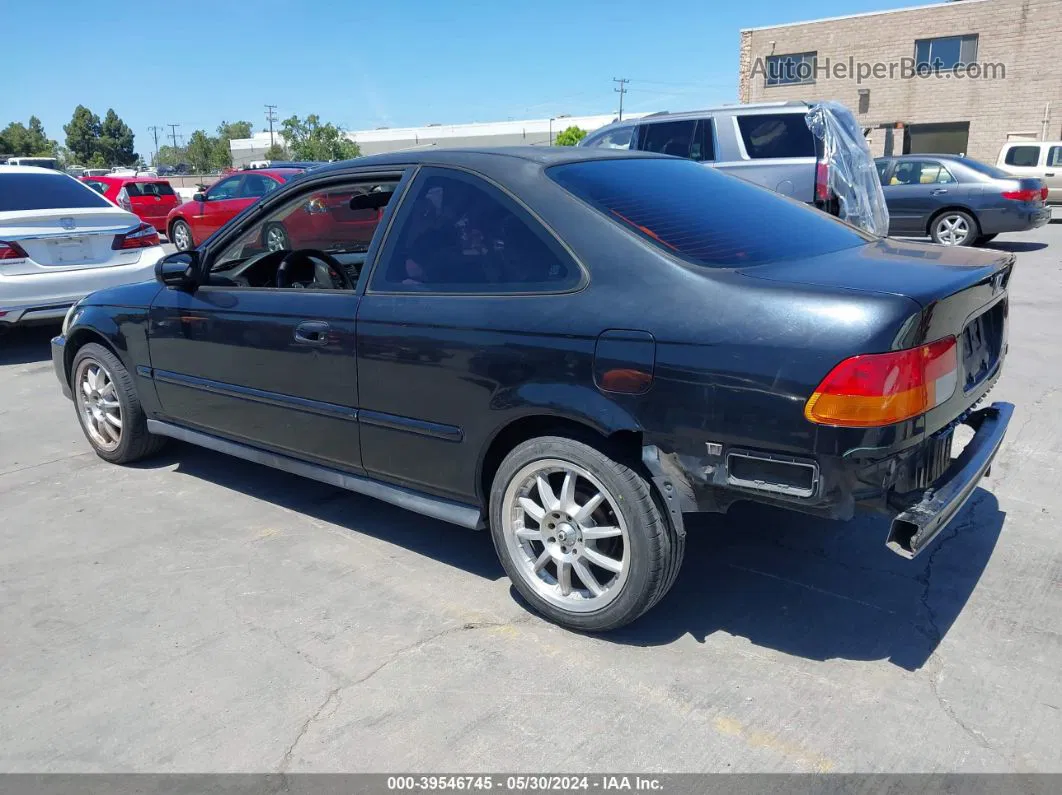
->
[0,207,141,271]
[742,237,1012,309]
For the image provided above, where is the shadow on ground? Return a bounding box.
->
[146,442,1004,672]
[0,324,58,366]
[986,241,1048,252]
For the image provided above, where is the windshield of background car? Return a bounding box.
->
[0,173,113,212]
[548,157,874,267]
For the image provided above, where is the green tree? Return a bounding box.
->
[0,116,57,156]
[98,109,137,166]
[154,144,185,167]
[263,143,287,160]
[217,120,253,140]
[185,130,216,173]
[64,105,103,163]
[554,125,588,146]
[280,114,360,161]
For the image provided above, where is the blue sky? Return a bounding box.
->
[8,0,914,155]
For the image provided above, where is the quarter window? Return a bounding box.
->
[1047,146,1062,168]
[915,35,978,70]
[1004,145,1041,167]
[765,51,817,86]
[371,168,579,294]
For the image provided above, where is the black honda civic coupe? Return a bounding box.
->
[52,147,1014,632]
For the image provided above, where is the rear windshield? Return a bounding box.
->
[961,159,1012,180]
[124,181,175,197]
[735,113,817,159]
[0,172,112,212]
[548,158,872,268]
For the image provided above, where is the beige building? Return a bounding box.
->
[738,0,1062,162]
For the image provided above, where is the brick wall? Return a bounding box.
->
[739,0,1062,162]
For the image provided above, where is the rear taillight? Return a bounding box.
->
[116,186,132,211]
[815,161,831,203]
[0,240,29,261]
[111,223,160,250]
[1001,187,1044,202]
[1042,186,1050,201]
[805,337,958,427]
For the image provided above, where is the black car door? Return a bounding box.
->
[147,169,409,472]
[355,166,586,503]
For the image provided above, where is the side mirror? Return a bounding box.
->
[155,251,200,290]
[192,192,206,202]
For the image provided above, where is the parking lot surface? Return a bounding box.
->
[2,225,1061,773]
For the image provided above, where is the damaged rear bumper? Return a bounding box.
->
[885,402,1013,558]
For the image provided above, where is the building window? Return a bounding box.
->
[765,51,817,86]
[914,34,978,70]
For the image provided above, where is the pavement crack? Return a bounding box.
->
[276,686,343,773]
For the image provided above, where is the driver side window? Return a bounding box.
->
[208,173,404,291]
[206,176,242,201]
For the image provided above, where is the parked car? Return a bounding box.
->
[0,166,163,329]
[156,165,175,176]
[82,169,111,177]
[80,176,181,236]
[997,140,1062,203]
[52,148,1013,631]
[579,100,849,216]
[875,154,1050,245]
[165,168,308,251]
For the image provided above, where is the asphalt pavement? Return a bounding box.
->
[1,225,1060,773]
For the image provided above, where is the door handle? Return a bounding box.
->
[931,188,949,195]
[294,321,330,346]
[1046,172,1055,177]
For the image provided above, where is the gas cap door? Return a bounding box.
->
[593,330,656,395]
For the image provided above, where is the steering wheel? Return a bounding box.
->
[275,249,352,290]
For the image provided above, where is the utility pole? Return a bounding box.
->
[147,125,162,164]
[167,123,180,150]
[613,77,629,121]
[264,104,278,148]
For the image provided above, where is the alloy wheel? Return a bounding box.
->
[266,226,288,251]
[75,359,122,452]
[172,222,191,251]
[502,459,630,613]
[935,214,971,245]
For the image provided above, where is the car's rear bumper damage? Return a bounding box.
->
[644,401,1014,559]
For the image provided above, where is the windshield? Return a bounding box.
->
[548,157,873,268]
[0,172,113,212]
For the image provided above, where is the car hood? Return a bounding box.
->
[80,279,164,308]
[740,237,1013,308]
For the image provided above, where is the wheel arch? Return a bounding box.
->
[64,326,122,386]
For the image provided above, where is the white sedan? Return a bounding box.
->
[0,166,165,328]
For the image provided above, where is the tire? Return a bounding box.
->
[975,233,998,245]
[488,436,684,632]
[70,343,166,464]
[263,222,290,252]
[929,210,979,246]
[170,219,193,252]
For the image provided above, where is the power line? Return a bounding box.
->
[264,104,278,148]
[613,77,630,121]
[167,123,180,150]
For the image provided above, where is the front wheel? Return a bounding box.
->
[71,343,166,464]
[930,210,978,246]
[263,222,291,252]
[489,436,684,632]
[170,219,193,251]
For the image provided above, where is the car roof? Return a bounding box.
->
[303,146,670,179]
[244,168,304,179]
[0,165,66,175]
[80,175,169,183]
[877,153,968,160]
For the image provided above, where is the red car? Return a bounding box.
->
[80,176,180,235]
[166,168,382,253]
[165,168,303,251]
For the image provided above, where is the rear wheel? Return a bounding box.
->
[489,436,684,632]
[71,343,166,464]
[930,210,978,246]
[170,219,193,251]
